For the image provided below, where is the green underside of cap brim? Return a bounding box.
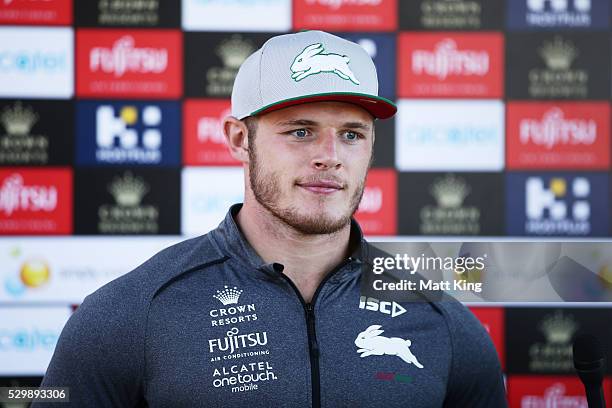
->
[250,92,397,120]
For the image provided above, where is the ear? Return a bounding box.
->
[304,43,323,57]
[223,116,250,164]
[369,329,384,337]
[365,324,382,332]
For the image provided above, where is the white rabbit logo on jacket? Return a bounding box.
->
[290,43,361,85]
[354,325,424,368]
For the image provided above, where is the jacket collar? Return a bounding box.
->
[210,203,369,274]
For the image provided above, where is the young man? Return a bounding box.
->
[35,31,507,407]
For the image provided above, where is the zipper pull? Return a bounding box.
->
[305,304,320,359]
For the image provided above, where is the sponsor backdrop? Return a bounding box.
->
[1,0,612,404]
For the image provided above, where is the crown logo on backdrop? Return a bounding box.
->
[108,171,149,207]
[540,310,578,344]
[539,36,578,70]
[213,285,243,305]
[430,174,471,208]
[216,35,255,69]
[1,101,39,136]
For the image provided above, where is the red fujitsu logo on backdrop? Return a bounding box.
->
[0,0,71,25]
[354,169,396,235]
[77,30,182,98]
[507,102,610,170]
[0,168,72,234]
[508,376,612,407]
[183,99,239,166]
[468,307,505,370]
[293,0,397,31]
[398,33,503,98]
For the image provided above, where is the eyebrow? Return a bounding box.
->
[276,119,372,131]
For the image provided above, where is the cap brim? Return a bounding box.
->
[250,92,397,120]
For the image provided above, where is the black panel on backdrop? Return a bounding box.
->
[506,308,612,375]
[399,0,504,30]
[372,116,394,168]
[0,99,73,166]
[75,0,180,27]
[398,172,505,235]
[74,168,180,235]
[506,32,611,99]
[184,32,275,98]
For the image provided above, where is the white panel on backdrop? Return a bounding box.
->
[0,306,72,376]
[181,167,244,236]
[0,237,181,303]
[395,99,505,171]
[182,0,291,31]
[0,27,73,98]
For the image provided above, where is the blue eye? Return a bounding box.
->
[294,129,308,138]
[345,131,363,141]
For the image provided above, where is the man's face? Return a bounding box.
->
[247,101,374,235]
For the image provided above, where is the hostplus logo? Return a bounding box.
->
[525,176,590,235]
[526,0,592,27]
[95,105,162,164]
[411,39,489,80]
[210,286,258,328]
[519,107,596,149]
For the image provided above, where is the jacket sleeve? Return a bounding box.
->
[441,302,508,408]
[31,284,147,408]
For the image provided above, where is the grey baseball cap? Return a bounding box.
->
[231,30,396,120]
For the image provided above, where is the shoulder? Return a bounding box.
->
[435,297,507,407]
[435,296,496,361]
[88,232,227,308]
[70,232,229,348]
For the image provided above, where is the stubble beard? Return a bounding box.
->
[248,142,369,235]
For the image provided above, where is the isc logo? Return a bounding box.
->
[358,296,407,318]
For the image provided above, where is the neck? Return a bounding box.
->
[235,199,352,303]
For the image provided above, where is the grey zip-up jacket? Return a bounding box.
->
[35,204,507,407]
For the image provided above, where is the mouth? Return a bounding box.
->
[296,180,344,195]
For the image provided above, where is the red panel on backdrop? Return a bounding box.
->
[293,0,397,32]
[76,29,182,99]
[469,306,506,370]
[0,168,72,234]
[506,102,611,170]
[183,99,239,166]
[354,168,396,235]
[398,32,504,98]
[0,0,72,25]
[507,376,612,408]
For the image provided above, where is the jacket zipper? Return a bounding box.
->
[276,257,353,408]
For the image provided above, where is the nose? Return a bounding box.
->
[311,128,342,170]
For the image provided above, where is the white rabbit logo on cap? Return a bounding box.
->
[354,324,424,368]
[290,42,360,85]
